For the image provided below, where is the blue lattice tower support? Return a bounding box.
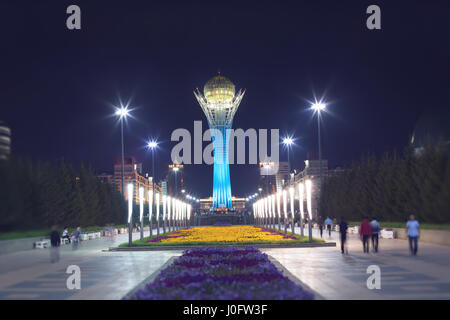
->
[194,75,245,210]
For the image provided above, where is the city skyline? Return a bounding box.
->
[1,1,450,198]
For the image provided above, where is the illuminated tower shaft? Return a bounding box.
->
[194,75,245,210]
[211,125,233,209]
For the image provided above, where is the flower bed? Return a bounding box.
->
[128,246,314,300]
[128,226,316,247]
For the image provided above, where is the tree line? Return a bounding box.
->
[0,158,126,232]
[319,142,450,223]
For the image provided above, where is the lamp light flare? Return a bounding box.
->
[311,102,326,111]
[115,107,130,118]
[283,137,293,145]
[147,140,158,149]
[277,192,282,218]
[298,182,304,219]
[156,193,160,221]
[289,187,295,219]
[306,179,312,219]
[148,189,153,222]
[139,186,144,222]
[283,190,288,219]
[127,183,133,223]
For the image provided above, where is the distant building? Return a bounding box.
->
[290,159,329,219]
[258,161,290,194]
[199,196,246,213]
[0,121,11,160]
[102,156,160,204]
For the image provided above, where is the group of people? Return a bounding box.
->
[49,226,82,263]
[317,215,421,256]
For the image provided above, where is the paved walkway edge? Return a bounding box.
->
[122,256,178,300]
[267,255,325,300]
[107,242,336,251]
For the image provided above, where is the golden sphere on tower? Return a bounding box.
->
[204,75,236,103]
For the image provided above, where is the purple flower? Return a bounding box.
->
[128,246,314,300]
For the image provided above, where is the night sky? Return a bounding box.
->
[1,0,449,198]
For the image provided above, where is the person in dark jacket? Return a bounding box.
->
[339,217,348,254]
[317,216,324,238]
[50,225,61,263]
[359,218,372,253]
[370,218,381,253]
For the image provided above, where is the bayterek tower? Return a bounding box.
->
[194,75,245,210]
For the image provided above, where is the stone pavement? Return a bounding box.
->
[0,226,449,299]
[0,228,181,299]
[263,227,450,299]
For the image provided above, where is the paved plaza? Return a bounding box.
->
[0,227,449,300]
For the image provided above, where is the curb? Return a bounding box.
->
[107,242,336,251]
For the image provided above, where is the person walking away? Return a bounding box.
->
[339,217,348,254]
[72,227,81,250]
[325,216,332,238]
[359,218,372,253]
[50,225,61,263]
[61,226,71,244]
[318,216,324,238]
[370,218,380,253]
[406,215,420,255]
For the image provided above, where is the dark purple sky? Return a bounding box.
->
[1,0,449,197]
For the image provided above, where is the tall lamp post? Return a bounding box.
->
[311,102,326,188]
[115,106,131,245]
[282,137,294,176]
[147,141,158,237]
[173,166,179,196]
[115,106,130,198]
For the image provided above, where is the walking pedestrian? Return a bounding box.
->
[325,216,332,238]
[370,217,380,253]
[50,225,61,263]
[72,226,81,250]
[406,215,420,255]
[359,217,372,253]
[339,216,348,254]
[318,216,324,238]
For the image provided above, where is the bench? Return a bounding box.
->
[34,239,50,249]
[380,229,394,239]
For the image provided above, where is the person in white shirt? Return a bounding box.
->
[406,215,420,255]
[62,226,71,244]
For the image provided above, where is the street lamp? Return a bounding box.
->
[147,140,158,237]
[306,179,313,243]
[298,182,305,236]
[139,186,144,240]
[283,189,288,234]
[173,166,179,195]
[289,187,295,234]
[127,183,133,247]
[115,106,130,198]
[282,136,294,176]
[311,101,326,189]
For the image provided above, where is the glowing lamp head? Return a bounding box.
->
[115,107,129,118]
[147,141,158,149]
[173,167,179,172]
[311,102,326,112]
[283,137,293,146]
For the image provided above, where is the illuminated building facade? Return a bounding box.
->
[110,156,160,204]
[195,75,245,210]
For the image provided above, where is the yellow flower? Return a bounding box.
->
[160,226,295,243]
